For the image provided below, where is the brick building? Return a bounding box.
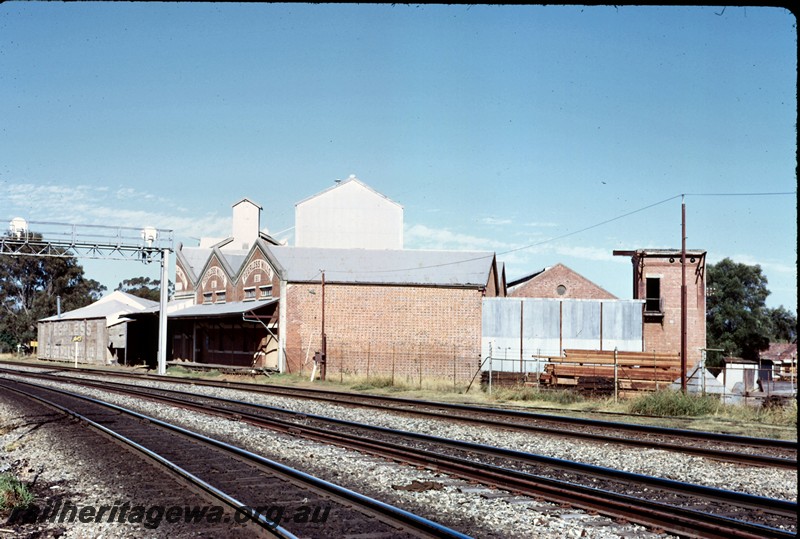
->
[613,249,707,367]
[170,235,502,380]
[164,188,504,381]
[272,246,502,380]
[507,263,616,300]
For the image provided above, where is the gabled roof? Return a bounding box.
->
[294,175,403,209]
[39,290,158,325]
[268,246,495,287]
[232,198,262,210]
[760,343,797,362]
[507,263,616,299]
[507,267,547,289]
[178,231,284,288]
[177,245,211,284]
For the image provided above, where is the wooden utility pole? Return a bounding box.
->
[681,196,688,392]
[321,271,327,381]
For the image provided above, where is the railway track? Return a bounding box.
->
[2,369,796,539]
[0,377,471,539]
[1,363,794,468]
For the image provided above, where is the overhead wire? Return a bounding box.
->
[341,189,795,275]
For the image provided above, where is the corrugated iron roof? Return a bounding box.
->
[269,246,494,287]
[180,246,212,280]
[40,291,158,322]
[167,298,278,319]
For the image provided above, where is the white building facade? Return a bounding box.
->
[294,175,403,249]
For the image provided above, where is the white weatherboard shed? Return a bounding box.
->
[294,176,404,249]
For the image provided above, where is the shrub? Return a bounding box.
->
[0,473,33,510]
[626,390,721,417]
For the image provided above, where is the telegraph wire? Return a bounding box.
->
[682,191,795,197]
[498,194,683,257]
[341,194,684,274]
[345,189,794,275]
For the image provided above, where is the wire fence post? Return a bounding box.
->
[417,343,422,389]
[489,351,493,396]
[453,345,457,391]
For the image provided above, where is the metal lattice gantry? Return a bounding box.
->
[1,218,173,262]
[2,217,174,375]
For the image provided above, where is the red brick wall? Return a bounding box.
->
[284,282,484,382]
[195,255,232,305]
[233,250,279,302]
[510,264,616,300]
[635,257,706,367]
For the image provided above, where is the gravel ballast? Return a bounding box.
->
[2,368,796,538]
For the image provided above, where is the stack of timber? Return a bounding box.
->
[480,371,540,388]
[539,349,682,395]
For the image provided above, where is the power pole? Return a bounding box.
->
[681,196,688,392]
[321,271,327,381]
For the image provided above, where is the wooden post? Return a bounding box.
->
[681,197,688,392]
[321,271,327,381]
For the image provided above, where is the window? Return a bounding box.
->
[202,292,213,304]
[244,287,256,301]
[215,291,226,303]
[259,285,273,299]
[645,277,662,313]
[556,284,567,296]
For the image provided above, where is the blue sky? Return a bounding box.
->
[1,4,796,312]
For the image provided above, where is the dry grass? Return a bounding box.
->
[1,355,795,438]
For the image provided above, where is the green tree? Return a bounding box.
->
[0,232,106,351]
[767,305,797,343]
[706,258,775,366]
[116,276,173,302]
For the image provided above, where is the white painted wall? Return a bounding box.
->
[230,199,261,250]
[295,178,403,249]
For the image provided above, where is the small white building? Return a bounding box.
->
[717,357,760,394]
[294,175,404,249]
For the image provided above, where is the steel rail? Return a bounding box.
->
[40,361,797,451]
[1,364,794,468]
[0,377,472,539]
[0,381,294,538]
[5,371,794,539]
